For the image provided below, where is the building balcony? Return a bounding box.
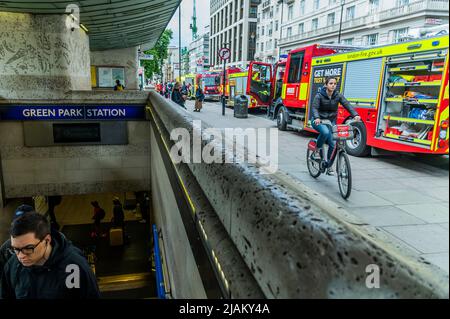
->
[262,0,271,9]
[279,0,448,46]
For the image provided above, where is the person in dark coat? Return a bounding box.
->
[171,82,187,109]
[311,76,361,175]
[1,212,100,299]
[194,86,205,112]
[111,198,128,243]
[112,198,125,229]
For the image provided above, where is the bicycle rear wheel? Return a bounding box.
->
[337,151,352,199]
[307,148,321,178]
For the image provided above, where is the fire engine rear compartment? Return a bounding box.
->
[376,49,447,150]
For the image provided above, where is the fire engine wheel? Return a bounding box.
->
[277,107,287,131]
[345,121,371,157]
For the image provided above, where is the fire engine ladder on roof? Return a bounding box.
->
[316,44,367,53]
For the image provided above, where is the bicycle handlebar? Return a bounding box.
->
[319,118,360,126]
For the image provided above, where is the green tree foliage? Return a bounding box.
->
[141,29,173,80]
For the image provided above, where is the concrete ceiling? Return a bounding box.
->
[0,0,181,51]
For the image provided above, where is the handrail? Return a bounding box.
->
[152,224,166,299]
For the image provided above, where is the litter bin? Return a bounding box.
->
[234,95,248,118]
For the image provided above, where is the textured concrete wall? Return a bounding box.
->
[150,126,208,298]
[148,91,449,299]
[0,121,150,198]
[0,12,91,100]
[90,47,139,90]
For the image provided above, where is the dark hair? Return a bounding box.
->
[91,201,99,208]
[10,212,50,240]
[325,77,338,85]
[14,204,35,219]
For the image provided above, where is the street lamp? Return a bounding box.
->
[338,0,346,44]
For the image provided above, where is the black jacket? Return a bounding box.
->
[311,87,358,121]
[0,240,12,288]
[112,203,125,228]
[1,230,100,299]
[171,89,186,108]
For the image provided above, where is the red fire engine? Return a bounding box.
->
[248,36,449,156]
[196,71,222,101]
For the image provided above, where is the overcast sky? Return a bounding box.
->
[167,0,210,48]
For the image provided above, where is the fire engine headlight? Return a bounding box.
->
[439,130,447,139]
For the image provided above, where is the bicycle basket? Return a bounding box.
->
[332,124,354,140]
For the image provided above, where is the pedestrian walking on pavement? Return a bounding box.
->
[194,86,205,112]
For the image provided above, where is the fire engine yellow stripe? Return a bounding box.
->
[282,84,287,99]
[312,36,449,66]
[375,58,387,110]
[229,72,248,78]
[433,51,449,151]
[347,98,376,103]
[299,83,308,100]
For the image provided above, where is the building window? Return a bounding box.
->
[261,26,265,36]
[329,0,337,5]
[327,12,335,26]
[287,27,292,37]
[298,23,304,34]
[312,18,319,31]
[346,6,355,21]
[275,21,279,31]
[261,42,264,51]
[343,38,354,45]
[396,0,409,6]
[369,0,379,13]
[392,28,409,43]
[366,33,378,46]
[313,0,320,10]
[250,6,257,18]
[288,5,293,20]
[300,0,306,15]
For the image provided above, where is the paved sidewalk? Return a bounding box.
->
[184,100,450,274]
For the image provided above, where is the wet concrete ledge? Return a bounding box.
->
[148,91,449,299]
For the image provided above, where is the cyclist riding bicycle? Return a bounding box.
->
[311,76,361,176]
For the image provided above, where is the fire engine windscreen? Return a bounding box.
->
[203,76,221,86]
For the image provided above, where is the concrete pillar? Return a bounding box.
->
[0,12,91,100]
[90,47,139,90]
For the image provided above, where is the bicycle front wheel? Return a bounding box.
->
[337,151,352,199]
